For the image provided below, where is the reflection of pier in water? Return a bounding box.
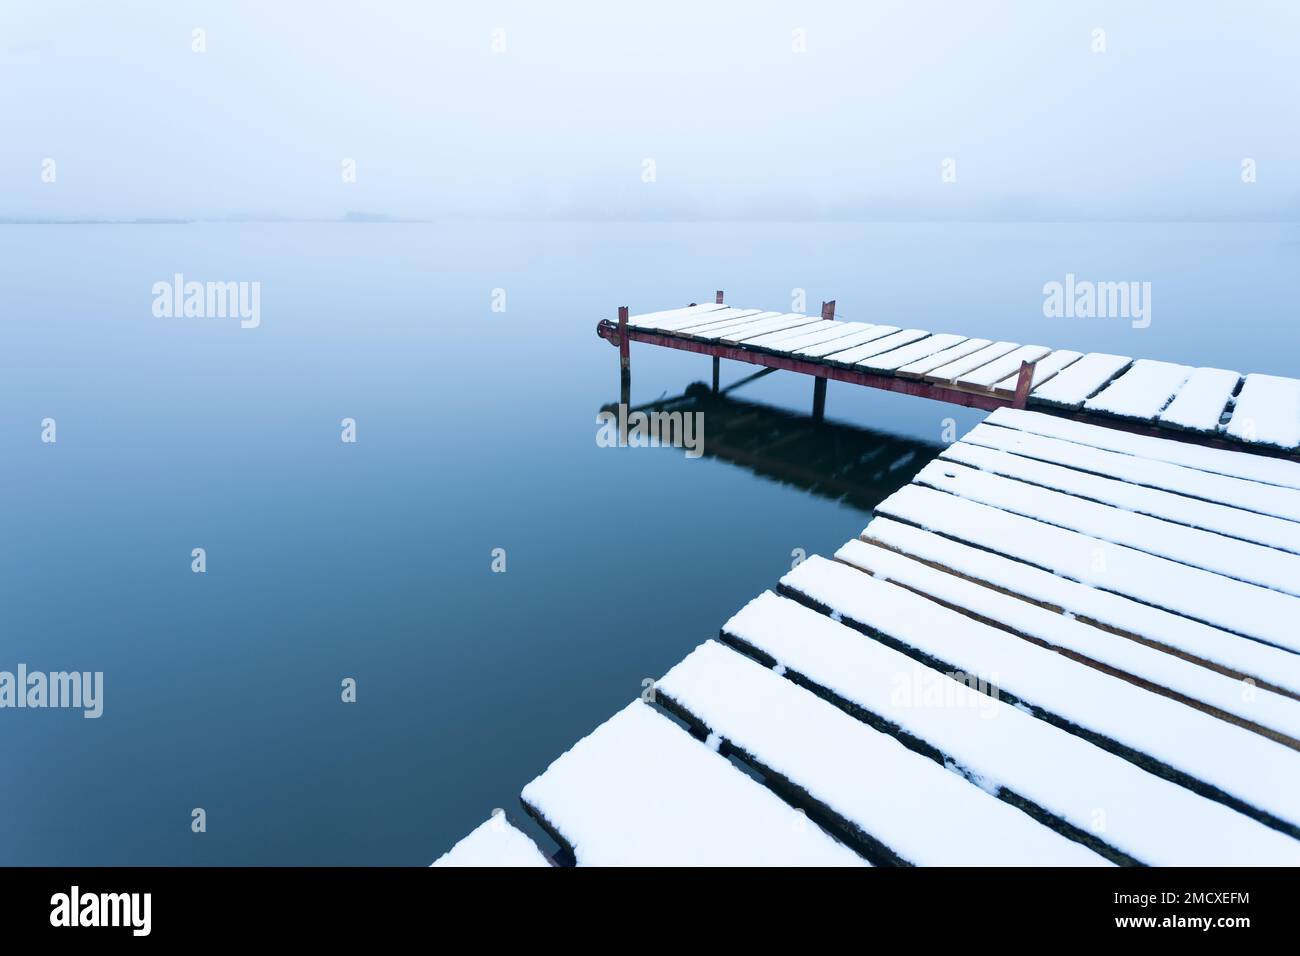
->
[602,380,944,512]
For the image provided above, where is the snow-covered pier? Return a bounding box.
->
[438,409,1300,866]
[596,297,1300,457]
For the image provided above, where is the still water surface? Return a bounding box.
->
[0,221,1294,863]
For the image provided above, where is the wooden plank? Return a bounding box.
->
[967,420,1300,522]
[1084,359,1193,421]
[957,344,1052,389]
[671,308,772,335]
[915,458,1300,599]
[837,538,1300,745]
[628,303,728,330]
[676,310,785,338]
[923,341,1019,384]
[717,314,824,344]
[949,431,1300,553]
[1158,367,1240,434]
[519,700,865,866]
[896,337,992,379]
[991,349,1083,396]
[762,321,873,354]
[779,555,1300,833]
[651,306,758,332]
[987,408,1300,491]
[822,329,929,367]
[657,640,1107,865]
[858,333,967,373]
[742,319,839,348]
[793,324,899,358]
[1029,353,1132,408]
[875,482,1300,652]
[723,590,1300,865]
[433,814,551,867]
[863,515,1300,698]
[1225,373,1300,450]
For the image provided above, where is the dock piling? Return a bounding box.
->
[821,300,836,321]
[1012,359,1036,409]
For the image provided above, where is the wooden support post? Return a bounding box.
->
[618,306,630,372]
[1012,359,1036,409]
[821,300,836,320]
[715,290,725,304]
[812,375,827,421]
[712,355,720,393]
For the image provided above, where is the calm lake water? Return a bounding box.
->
[1,220,1296,864]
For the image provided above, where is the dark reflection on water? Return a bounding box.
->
[602,379,944,513]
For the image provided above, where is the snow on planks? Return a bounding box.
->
[722,591,1300,865]
[656,639,1107,866]
[433,814,551,867]
[779,555,1300,834]
[520,700,865,866]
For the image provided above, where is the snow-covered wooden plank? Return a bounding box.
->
[837,538,1300,745]
[956,344,1052,389]
[1084,359,1193,421]
[742,319,838,348]
[988,408,1300,492]
[654,306,763,332]
[896,337,992,379]
[875,483,1300,652]
[923,341,1019,384]
[672,309,777,336]
[1225,373,1300,450]
[914,459,1300,599]
[433,814,551,867]
[657,640,1107,866]
[793,324,899,358]
[858,333,968,373]
[723,591,1300,865]
[762,321,874,354]
[991,349,1083,396]
[822,329,929,366]
[863,516,1300,698]
[628,303,729,330]
[779,556,1300,832]
[519,700,864,866]
[1029,353,1132,408]
[944,436,1300,554]
[1158,367,1240,433]
[717,313,824,344]
[686,312,794,340]
[967,420,1300,523]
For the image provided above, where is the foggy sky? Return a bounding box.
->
[2,0,1297,221]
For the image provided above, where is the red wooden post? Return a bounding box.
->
[821,300,836,320]
[617,306,630,371]
[715,290,725,304]
[1012,359,1036,409]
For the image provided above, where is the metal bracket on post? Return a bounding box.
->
[821,300,836,320]
[1012,360,1036,409]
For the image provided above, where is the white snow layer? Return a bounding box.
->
[1226,373,1300,449]
[777,555,1300,830]
[1084,359,1192,420]
[1029,353,1132,407]
[656,639,1107,866]
[519,699,865,867]
[433,815,551,867]
[722,590,1300,865]
[1158,366,1240,432]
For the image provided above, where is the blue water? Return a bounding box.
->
[1,221,1296,864]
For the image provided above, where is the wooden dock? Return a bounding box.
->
[437,408,1300,866]
[596,296,1300,458]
